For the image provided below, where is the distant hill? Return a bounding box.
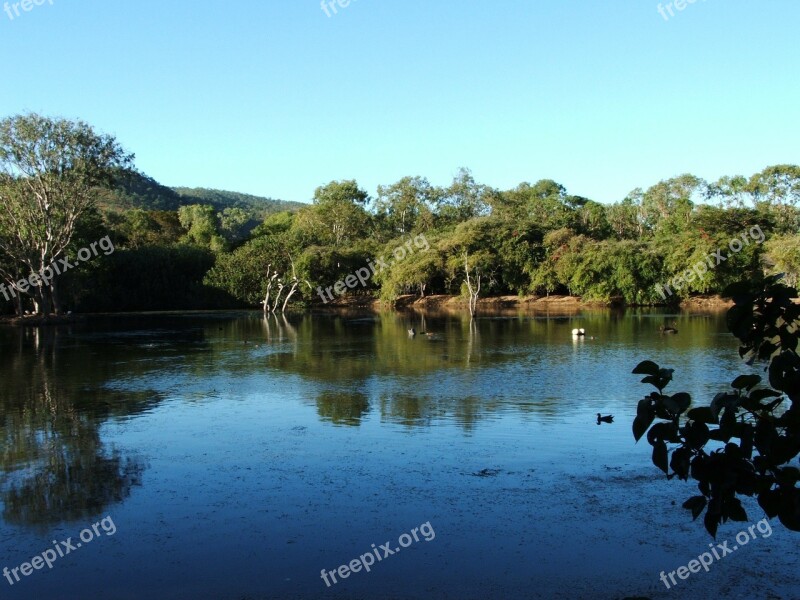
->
[96,170,306,219]
[172,187,306,219]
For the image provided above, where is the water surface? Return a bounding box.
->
[0,310,798,599]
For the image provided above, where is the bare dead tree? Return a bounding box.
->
[281,257,302,313]
[271,278,285,313]
[261,265,278,313]
[262,256,305,314]
[463,252,481,318]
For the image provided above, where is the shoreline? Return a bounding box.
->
[0,294,734,325]
[316,293,734,312]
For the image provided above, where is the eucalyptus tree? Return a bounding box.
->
[576,200,611,239]
[0,114,133,316]
[748,165,800,234]
[709,175,751,208]
[641,174,705,236]
[292,180,371,248]
[748,165,800,208]
[764,235,800,287]
[377,241,444,302]
[375,176,439,237]
[605,198,642,240]
[525,179,575,231]
[437,168,493,225]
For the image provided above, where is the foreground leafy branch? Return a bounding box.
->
[632,275,800,537]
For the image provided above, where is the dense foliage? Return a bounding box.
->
[1,115,799,315]
[632,277,800,536]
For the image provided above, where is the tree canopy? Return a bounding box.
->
[1,114,799,316]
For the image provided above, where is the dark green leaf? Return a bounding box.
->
[757,489,780,518]
[731,374,761,391]
[633,413,654,443]
[704,508,719,538]
[652,440,669,475]
[726,498,748,522]
[641,375,660,387]
[777,467,800,485]
[684,421,710,450]
[647,422,679,446]
[682,495,707,521]
[687,407,718,425]
[778,512,800,531]
[749,388,781,403]
[719,406,737,442]
[663,392,691,415]
[670,447,692,481]
[632,360,660,375]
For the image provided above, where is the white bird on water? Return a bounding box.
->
[572,328,585,337]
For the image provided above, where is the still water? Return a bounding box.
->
[0,310,798,599]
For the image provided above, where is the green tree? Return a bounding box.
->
[437,168,493,224]
[748,165,800,234]
[178,204,227,252]
[606,198,641,240]
[709,174,751,208]
[377,239,444,302]
[764,235,800,287]
[0,114,133,315]
[375,176,439,236]
[204,234,298,306]
[218,207,251,245]
[576,200,611,239]
[642,174,705,237]
[292,180,371,248]
[252,210,294,238]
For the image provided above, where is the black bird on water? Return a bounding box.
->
[597,413,614,424]
[659,322,678,334]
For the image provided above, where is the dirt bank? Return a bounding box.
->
[679,295,734,310]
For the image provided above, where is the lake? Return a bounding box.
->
[0,309,798,599]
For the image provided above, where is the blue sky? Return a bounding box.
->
[1,1,798,204]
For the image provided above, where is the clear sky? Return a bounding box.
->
[1,0,798,204]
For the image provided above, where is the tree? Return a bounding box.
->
[576,200,611,239]
[709,175,751,208]
[748,165,800,234]
[113,209,183,249]
[462,252,481,317]
[764,235,800,287]
[0,114,133,315]
[251,210,294,238]
[218,207,251,245]
[204,234,297,307]
[631,276,800,536]
[292,180,371,248]
[503,180,576,231]
[377,241,443,303]
[438,168,492,224]
[375,176,439,236]
[641,174,705,236]
[606,198,641,240]
[177,204,227,252]
[748,165,800,208]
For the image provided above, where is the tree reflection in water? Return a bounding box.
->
[0,326,148,529]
